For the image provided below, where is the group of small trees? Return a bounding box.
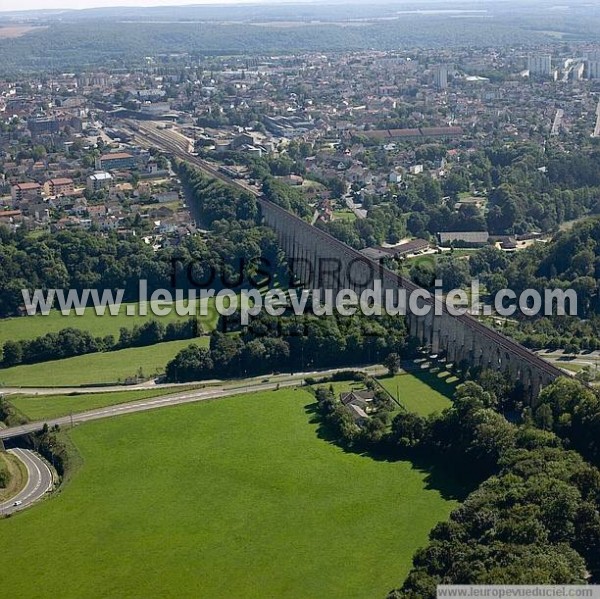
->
[314,383,396,447]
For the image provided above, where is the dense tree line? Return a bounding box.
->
[177,162,286,287]
[0,319,199,368]
[0,163,286,318]
[0,396,25,427]
[402,222,600,352]
[164,311,408,382]
[261,178,312,220]
[529,377,600,469]
[0,18,551,74]
[0,226,165,318]
[317,204,408,249]
[178,161,259,227]
[314,377,600,595]
[27,424,71,479]
[466,218,600,348]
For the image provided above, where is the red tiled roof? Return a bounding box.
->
[15,182,41,190]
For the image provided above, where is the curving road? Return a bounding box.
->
[0,449,54,516]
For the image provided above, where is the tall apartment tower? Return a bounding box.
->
[586,54,600,79]
[434,65,448,90]
[528,54,552,76]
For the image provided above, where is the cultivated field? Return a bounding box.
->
[0,389,458,599]
[0,26,46,39]
[0,338,206,387]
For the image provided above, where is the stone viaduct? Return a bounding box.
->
[258,198,564,403]
[129,124,565,404]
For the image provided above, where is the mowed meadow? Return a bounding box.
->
[0,389,459,599]
[0,300,217,387]
[0,298,218,344]
[0,338,209,387]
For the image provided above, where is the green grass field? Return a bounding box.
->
[0,338,206,387]
[556,362,585,373]
[406,253,436,270]
[0,389,458,599]
[377,369,457,416]
[333,209,357,222]
[0,299,218,344]
[7,386,202,421]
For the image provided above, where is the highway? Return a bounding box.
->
[0,449,53,516]
[0,374,351,441]
[0,364,388,441]
[0,380,222,397]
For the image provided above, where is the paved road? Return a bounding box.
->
[0,380,299,441]
[0,365,387,397]
[0,380,222,397]
[0,449,53,516]
[0,365,388,442]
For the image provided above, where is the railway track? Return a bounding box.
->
[129,122,565,381]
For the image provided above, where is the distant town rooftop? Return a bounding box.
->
[362,126,464,141]
[100,152,134,160]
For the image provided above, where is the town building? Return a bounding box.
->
[87,172,114,192]
[27,116,60,136]
[434,65,448,90]
[528,54,552,76]
[96,152,136,171]
[11,182,43,202]
[45,178,74,197]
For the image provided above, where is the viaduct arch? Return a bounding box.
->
[258,198,563,404]
[128,124,564,405]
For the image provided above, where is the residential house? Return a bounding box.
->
[438,231,489,246]
[96,152,136,171]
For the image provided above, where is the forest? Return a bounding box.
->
[314,373,600,597]
[467,219,600,350]
[0,16,554,73]
[0,163,285,319]
[164,310,408,382]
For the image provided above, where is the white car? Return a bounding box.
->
[13,500,22,507]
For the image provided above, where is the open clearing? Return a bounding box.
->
[377,369,456,416]
[0,299,218,344]
[0,389,458,599]
[0,26,46,39]
[0,338,206,387]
